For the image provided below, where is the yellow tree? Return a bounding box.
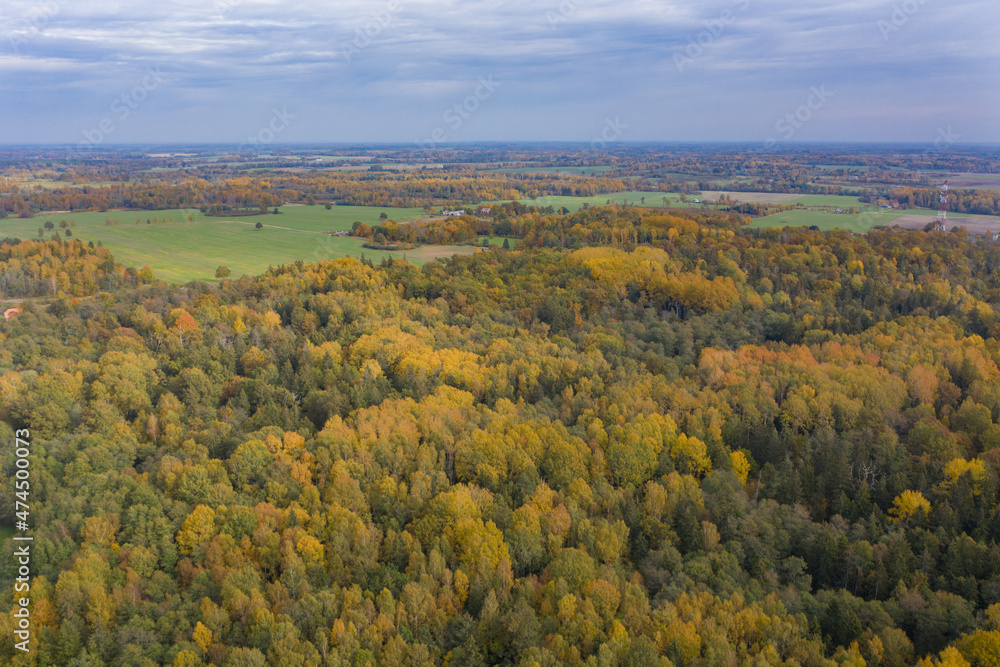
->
[889,490,931,523]
[177,505,217,555]
[916,646,972,667]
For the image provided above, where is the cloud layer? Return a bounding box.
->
[2,0,998,144]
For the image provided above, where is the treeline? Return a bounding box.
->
[266,172,627,207]
[877,187,1000,216]
[0,179,283,217]
[357,205,747,249]
[728,201,803,216]
[0,172,626,217]
[5,215,1000,664]
[0,238,152,298]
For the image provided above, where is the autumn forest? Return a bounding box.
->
[3,145,1000,666]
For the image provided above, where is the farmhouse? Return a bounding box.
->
[443,210,466,217]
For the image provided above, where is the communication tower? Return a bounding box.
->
[937,180,948,230]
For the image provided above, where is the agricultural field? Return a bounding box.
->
[266,163,446,172]
[11,178,131,189]
[309,155,373,162]
[752,203,1000,234]
[749,207,904,231]
[698,190,802,204]
[788,194,867,207]
[933,172,1000,189]
[889,208,974,218]
[814,164,871,172]
[696,193,867,208]
[490,191,686,210]
[489,166,616,176]
[0,204,446,283]
[245,204,426,232]
[893,213,1000,235]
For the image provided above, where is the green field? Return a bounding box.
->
[489,191,687,210]
[788,194,866,207]
[0,205,458,283]
[748,194,944,231]
[749,208,904,232]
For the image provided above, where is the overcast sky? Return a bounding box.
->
[1,0,998,146]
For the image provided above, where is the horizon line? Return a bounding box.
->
[2,140,1000,148]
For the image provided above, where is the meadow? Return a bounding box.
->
[749,208,904,231]
[699,191,802,204]
[490,191,687,210]
[788,194,867,207]
[0,204,466,283]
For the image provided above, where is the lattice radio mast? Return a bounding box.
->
[937,180,948,230]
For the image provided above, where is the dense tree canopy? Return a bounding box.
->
[0,238,151,298]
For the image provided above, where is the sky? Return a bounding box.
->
[1,0,998,146]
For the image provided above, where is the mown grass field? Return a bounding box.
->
[489,191,687,210]
[0,205,465,283]
[749,208,904,231]
[750,205,1000,232]
[788,194,866,207]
